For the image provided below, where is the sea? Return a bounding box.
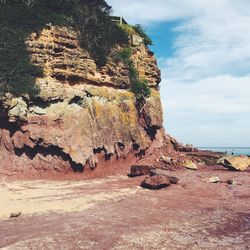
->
[199,147,250,156]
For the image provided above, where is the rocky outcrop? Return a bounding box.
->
[218,156,250,171]
[0,25,164,177]
[26,25,161,89]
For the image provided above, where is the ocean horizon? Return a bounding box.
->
[198,147,250,156]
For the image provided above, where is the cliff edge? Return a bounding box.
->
[0,24,171,177]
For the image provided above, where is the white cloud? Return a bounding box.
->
[161,75,250,146]
[108,0,250,146]
[166,1,250,81]
[108,0,244,24]
[108,0,199,23]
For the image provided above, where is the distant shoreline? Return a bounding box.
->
[198,147,250,157]
[199,147,250,148]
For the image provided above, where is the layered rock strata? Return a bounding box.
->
[0,25,164,176]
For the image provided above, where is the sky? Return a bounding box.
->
[108,0,250,147]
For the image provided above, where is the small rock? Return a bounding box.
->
[183,160,198,170]
[128,165,153,177]
[141,175,171,189]
[227,179,237,185]
[208,176,220,183]
[168,176,179,184]
[10,212,21,218]
[160,154,172,164]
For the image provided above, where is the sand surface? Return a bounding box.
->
[0,168,250,249]
[0,176,139,220]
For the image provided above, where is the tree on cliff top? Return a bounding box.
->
[0,0,128,96]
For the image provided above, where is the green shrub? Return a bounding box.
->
[114,48,132,65]
[131,79,151,100]
[119,23,153,47]
[115,48,151,100]
[119,24,137,36]
[71,1,129,65]
[0,2,45,96]
[133,24,152,46]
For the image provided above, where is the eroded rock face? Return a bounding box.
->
[0,25,164,177]
[26,25,161,88]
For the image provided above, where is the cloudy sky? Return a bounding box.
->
[108,0,250,147]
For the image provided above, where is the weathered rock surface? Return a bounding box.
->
[26,25,161,89]
[0,25,165,177]
[141,175,171,189]
[218,156,250,171]
[185,150,224,166]
[183,160,198,170]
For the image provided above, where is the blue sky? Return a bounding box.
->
[108,0,250,147]
[148,21,180,59]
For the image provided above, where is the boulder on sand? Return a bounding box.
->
[218,156,250,171]
[141,175,172,189]
[128,165,153,177]
[183,160,198,170]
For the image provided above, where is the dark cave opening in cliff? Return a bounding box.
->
[0,116,21,136]
[105,153,113,161]
[117,142,125,150]
[93,147,113,162]
[133,143,140,151]
[69,96,83,106]
[145,125,160,141]
[31,97,63,109]
[14,144,84,172]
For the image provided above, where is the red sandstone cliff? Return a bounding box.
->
[0,25,175,177]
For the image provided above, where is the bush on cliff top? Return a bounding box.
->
[133,24,153,46]
[115,48,151,100]
[0,0,128,96]
[120,24,153,47]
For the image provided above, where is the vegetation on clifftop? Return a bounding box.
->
[0,0,153,98]
[132,24,153,46]
[0,0,128,96]
[120,24,153,47]
[115,48,151,100]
